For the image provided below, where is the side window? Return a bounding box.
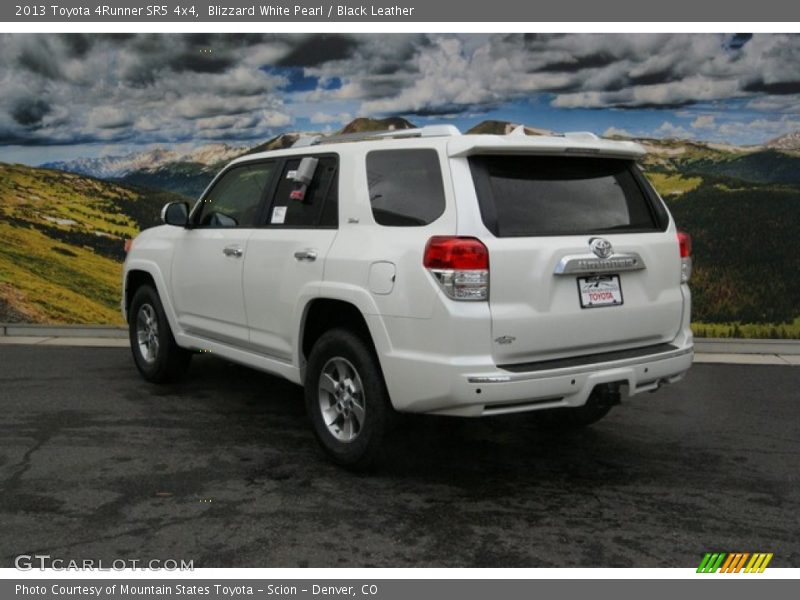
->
[194,162,274,228]
[266,156,338,228]
[366,149,445,226]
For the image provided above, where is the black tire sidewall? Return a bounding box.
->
[305,329,390,468]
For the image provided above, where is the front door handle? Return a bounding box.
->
[294,250,317,262]
[223,245,243,258]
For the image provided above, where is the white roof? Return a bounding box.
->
[229,125,646,164]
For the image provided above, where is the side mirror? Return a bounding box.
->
[161,202,189,227]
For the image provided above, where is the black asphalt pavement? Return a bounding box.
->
[0,345,798,568]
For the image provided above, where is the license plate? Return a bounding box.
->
[577,275,623,308]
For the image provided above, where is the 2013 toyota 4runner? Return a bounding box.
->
[123,125,693,467]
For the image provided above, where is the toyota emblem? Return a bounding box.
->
[589,237,613,259]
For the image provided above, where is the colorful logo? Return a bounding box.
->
[697,552,773,573]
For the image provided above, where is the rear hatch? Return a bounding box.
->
[466,152,684,366]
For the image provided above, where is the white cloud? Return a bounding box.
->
[4,32,800,150]
[310,111,352,124]
[655,121,695,139]
[715,116,800,141]
[603,126,634,138]
[691,115,716,129]
[553,77,741,109]
[259,111,292,128]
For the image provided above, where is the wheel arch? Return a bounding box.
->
[298,297,390,382]
[124,270,156,322]
[123,260,181,337]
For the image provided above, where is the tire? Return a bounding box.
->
[305,328,393,469]
[540,388,615,430]
[129,284,191,383]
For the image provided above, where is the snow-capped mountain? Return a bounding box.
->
[41,134,315,198]
[42,143,246,179]
[765,130,800,151]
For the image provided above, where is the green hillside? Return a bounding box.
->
[0,163,184,324]
[639,140,800,185]
[662,178,800,324]
[117,161,214,200]
[635,139,800,331]
[677,149,800,185]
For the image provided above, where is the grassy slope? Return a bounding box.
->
[0,163,180,324]
[645,172,703,195]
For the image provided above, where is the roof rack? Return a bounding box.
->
[293,124,460,147]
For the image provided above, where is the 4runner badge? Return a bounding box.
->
[590,237,613,259]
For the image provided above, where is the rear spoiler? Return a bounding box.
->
[447,134,646,160]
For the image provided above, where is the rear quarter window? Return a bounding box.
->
[469,155,666,237]
[366,149,446,226]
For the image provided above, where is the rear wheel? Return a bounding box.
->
[541,384,618,429]
[305,329,393,469]
[129,285,191,383]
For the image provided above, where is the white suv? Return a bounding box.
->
[123,125,693,467]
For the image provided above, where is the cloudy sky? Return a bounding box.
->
[2,32,800,164]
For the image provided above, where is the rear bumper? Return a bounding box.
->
[388,341,693,417]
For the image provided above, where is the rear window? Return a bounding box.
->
[469,155,664,237]
[367,149,445,226]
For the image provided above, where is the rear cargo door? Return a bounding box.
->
[467,154,684,365]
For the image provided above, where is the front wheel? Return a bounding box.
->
[305,329,393,469]
[129,285,191,383]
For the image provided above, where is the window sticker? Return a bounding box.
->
[271,206,287,224]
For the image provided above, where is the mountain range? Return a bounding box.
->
[765,130,800,151]
[43,143,247,179]
[42,118,800,196]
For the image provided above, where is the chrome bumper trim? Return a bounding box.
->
[554,252,646,276]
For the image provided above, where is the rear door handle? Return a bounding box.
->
[223,245,243,258]
[294,250,317,262]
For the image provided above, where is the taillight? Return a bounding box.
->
[424,236,489,301]
[678,231,691,258]
[677,231,692,283]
